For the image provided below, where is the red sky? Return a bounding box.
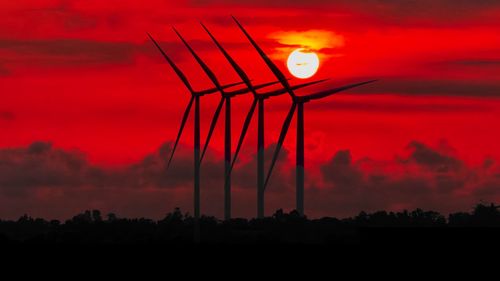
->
[1,0,500,219]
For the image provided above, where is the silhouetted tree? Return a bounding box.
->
[92,210,102,222]
[1,203,499,244]
[107,213,118,222]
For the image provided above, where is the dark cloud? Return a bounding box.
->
[193,0,500,9]
[301,100,491,114]
[0,39,137,67]
[231,143,292,192]
[0,141,170,193]
[0,140,286,219]
[316,140,499,217]
[279,78,500,99]
[0,142,94,193]
[192,0,500,26]
[0,111,15,120]
[0,63,10,76]
[0,35,252,70]
[20,1,99,32]
[449,59,500,66]
[474,180,500,198]
[144,35,261,66]
[405,141,463,172]
[129,141,226,188]
[336,0,500,25]
[0,140,499,219]
[321,150,362,188]
[0,140,239,191]
[313,149,440,216]
[355,78,500,97]
[483,158,495,170]
[428,58,500,81]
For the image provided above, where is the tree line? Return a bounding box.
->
[1,203,499,244]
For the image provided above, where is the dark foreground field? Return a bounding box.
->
[1,203,500,246]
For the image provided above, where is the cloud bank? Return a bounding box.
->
[0,140,498,219]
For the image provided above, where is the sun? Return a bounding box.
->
[286,48,320,79]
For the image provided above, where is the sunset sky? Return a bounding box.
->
[1,0,500,219]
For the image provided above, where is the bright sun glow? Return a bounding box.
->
[287,48,320,79]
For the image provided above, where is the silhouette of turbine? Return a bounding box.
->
[233,16,377,216]
[172,27,285,221]
[148,33,249,242]
[200,22,328,218]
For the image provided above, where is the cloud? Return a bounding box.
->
[0,140,239,191]
[302,99,491,113]
[353,78,500,97]
[0,63,10,76]
[269,77,500,103]
[404,141,463,172]
[266,29,345,62]
[0,140,285,219]
[0,38,137,67]
[0,111,15,120]
[316,140,499,217]
[0,142,96,193]
[449,59,500,66]
[320,150,362,188]
[15,142,137,193]
[19,0,99,32]
[129,141,226,188]
[192,0,500,25]
[0,140,499,219]
[264,77,500,99]
[0,35,253,71]
[269,29,344,51]
[231,143,292,192]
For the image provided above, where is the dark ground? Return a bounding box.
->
[2,203,500,247]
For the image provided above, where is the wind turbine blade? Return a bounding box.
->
[201,22,253,91]
[304,80,377,101]
[147,33,194,93]
[232,16,294,97]
[228,80,281,96]
[262,78,330,98]
[168,96,195,168]
[228,98,258,175]
[172,27,223,90]
[291,78,330,90]
[221,81,246,89]
[264,102,297,190]
[200,97,225,163]
[196,81,246,95]
[253,80,281,90]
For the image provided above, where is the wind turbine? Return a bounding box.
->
[172,27,286,221]
[232,16,377,216]
[147,33,248,242]
[200,22,328,218]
